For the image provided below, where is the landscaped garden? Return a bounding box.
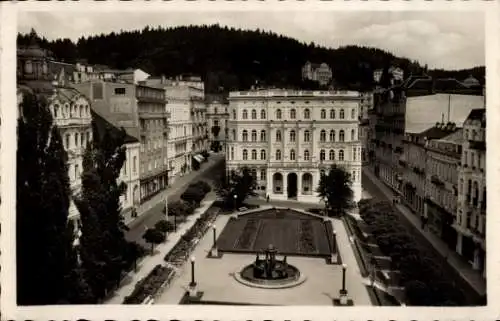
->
[122,180,216,304]
[348,198,468,306]
[216,208,334,257]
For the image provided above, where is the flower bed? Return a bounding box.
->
[164,205,220,266]
[123,264,174,304]
[235,219,259,249]
[299,220,316,253]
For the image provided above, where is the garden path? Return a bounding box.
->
[104,192,217,304]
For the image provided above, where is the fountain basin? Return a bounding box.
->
[234,263,307,289]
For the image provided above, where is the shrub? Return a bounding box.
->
[123,264,174,304]
[155,220,173,235]
[181,185,206,204]
[143,228,166,252]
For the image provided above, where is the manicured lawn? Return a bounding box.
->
[217,209,331,256]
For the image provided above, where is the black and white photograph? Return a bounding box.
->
[1,1,499,320]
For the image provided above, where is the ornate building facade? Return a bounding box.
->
[455,109,486,277]
[206,95,229,152]
[227,89,362,203]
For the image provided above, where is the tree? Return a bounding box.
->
[316,165,355,217]
[154,219,172,236]
[74,116,132,301]
[16,92,81,304]
[143,228,166,253]
[216,166,257,209]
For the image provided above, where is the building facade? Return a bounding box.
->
[455,109,486,276]
[227,89,362,203]
[302,62,333,86]
[136,84,169,201]
[206,95,229,152]
[359,92,373,163]
[369,85,406,193]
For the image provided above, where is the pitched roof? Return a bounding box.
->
[91,110,139,144]
[415,123,459,140]
[465,108,486,128]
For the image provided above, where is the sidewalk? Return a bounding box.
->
[362,168,486,296]
[123,154,224,227]
[106,192,217,304]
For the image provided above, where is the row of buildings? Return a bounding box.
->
[367,68,486,277]
[226,89,364,203]
[16,31,212,229]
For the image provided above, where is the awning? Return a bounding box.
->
[193,154,204,162]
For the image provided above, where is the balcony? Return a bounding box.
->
[412,166,425,176]
[469,140,486,151]
[430,175,445,187]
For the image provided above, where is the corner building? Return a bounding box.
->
[227,89,362,203]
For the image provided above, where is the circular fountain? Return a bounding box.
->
[234,244,307,289]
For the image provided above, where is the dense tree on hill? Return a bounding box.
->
[17,26,485,93]
[16,93,87,304]
[74,120,134,302]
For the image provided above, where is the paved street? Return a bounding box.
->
[362,167,486,303]
[124,154,224,247]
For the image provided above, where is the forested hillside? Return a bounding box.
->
[18,25,485,93]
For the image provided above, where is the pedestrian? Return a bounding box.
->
[266,194,270,203]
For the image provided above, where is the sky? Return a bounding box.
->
[18,11,485,70]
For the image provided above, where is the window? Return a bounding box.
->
[330,109,335,119]
[252,149,257,160]
[290,149,296,160]
[353,147,357,161]
[261,149,266,160]
[75,164,79,180]
[123,161,127,175]
[261,109,266,119]
[260,169,266,181]
[290,109,296,119]
[320,150,326,161]
[276,149,282,160]
[352,170,356,182]
[242,130,248,141]
[65,134,70,149]
[351,108,355,119]
[79,105,83,117]
[329,150,335,160]
[276,130,282,142]
[243,149,248,160]
[340,109,345,119]
[81,132,85,147]
[233,110,236,119]
[304,150,310,161]
[351,129,355,141]
[251,109,257,119]
[339,149,344,161]
[329,130,335,142]
[276,109,282,119]
[133,156,137,173]
[339,130,345,142]
[251,130,257,142]
[114,87,126,95]
[320,130,326,142]
[231,147,234,159]
[304,130,310,142]
[289,130,296,142]
[74,133,79,147]
[304,109,310,119]
[214,120,219,127]
[260,130,266,141]
[232,129,236,140]
[242,109,248,119]
[321,109,326,119]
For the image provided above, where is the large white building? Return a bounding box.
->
[227,89,362,203]
[301,62,333,86]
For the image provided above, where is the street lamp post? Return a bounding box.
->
[341,263,347,293]
[211,224,218,257]
[233,194,237,211]
[188,256,198,297]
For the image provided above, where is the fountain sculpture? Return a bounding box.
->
[235,244,306,289]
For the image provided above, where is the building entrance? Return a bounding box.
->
[287,173,298,199]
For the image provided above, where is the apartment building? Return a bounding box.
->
[227,89,362,203]
[206,94,229,152]
[136,84,169,200]
[455,108,486,276]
